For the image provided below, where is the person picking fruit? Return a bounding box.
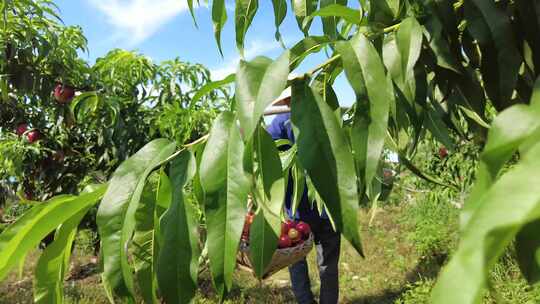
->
[267,104,341,304]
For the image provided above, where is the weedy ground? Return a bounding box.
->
[1,189,539,303]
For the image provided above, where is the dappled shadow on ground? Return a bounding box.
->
[67,260,100,281]
[197,276,296,303]
[348,252,447,304]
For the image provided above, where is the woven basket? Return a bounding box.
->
[237,233,314,279]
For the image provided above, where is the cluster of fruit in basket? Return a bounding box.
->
[241,211,311,249]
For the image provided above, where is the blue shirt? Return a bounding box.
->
[267,113,327,221]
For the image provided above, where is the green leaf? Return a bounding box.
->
[462,105,540,226]
[289,36,332,71]
[319,1,350,40]
[383,17,423,103]
[256,127,285,218]
[290,78,363,255]
[291,0,318,35]
[199,112,251,298]
[464,1,521,110]
[515,0,540,73]
[157,150,199,304]
[132,177,160,304]
[271,0,287,42]
[248,211,278,279]
[97,139,176,301]
[423,15,461,73]
[187,0,198,27]
[235,51,290,140]
[515,219,540,285]
[280,144,297,172]
[212,0,227,56]
[249,127,285,278]
[290,160,306,217]
[0,186,106,281]
[235,0,259,56]
[337,33,393,187]
[424,104,455,150]
[307,3,363,37]
[70,91,99,121]
[33,207,91,304]
[368,0,400,25]
[431,138,540,304]
[192,73,235,105]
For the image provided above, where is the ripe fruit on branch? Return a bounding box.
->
[439,146,448,158]
[278,234,292,248]
[27,130,41,143]
[288,228,301,243]
[295,222,311,238]
[16,123,28,136]
[54,83,75,104]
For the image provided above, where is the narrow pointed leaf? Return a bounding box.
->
[236,51,290,140]
[271,0,287,42]
[97,139,176,301]
[290,78,363,255]
[383,17,422,103]
[249,211,278,278]
[0,186,106,281]
[200,112,251,297]
[186,0,198,27]
[432,140,540,304]
[319,0,350,39]
[157,150,199,304]
[235,0,259,55]
[464,1,521,110]
[212,0,227,56]
[308,3,363,37]
[291,0,318,35]
[192,73,235,105]
[33,207,91,304]
[249,127,285,278]
[133,177,160,304]
[337,33,393,187]
[463,105,540,226]
[289,36,332,71]
[256,127,285,221]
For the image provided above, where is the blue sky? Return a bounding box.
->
[55,0,355,104]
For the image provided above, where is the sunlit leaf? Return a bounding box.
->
[199,112,251,298]
[271,0,287,42]
[337,32,393,188]
[97,139,176,301]
[235,0,259,56]
[33,207,92,304]
[0,186,106,281]
[157,150,199,304]
[291,0,318,35]
[432,136,540,304]
[212,0,227,56]
[192,73,235,105]
[235,51,290,140]
[291,78,363,255]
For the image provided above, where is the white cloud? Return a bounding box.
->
[88,0,195,46]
